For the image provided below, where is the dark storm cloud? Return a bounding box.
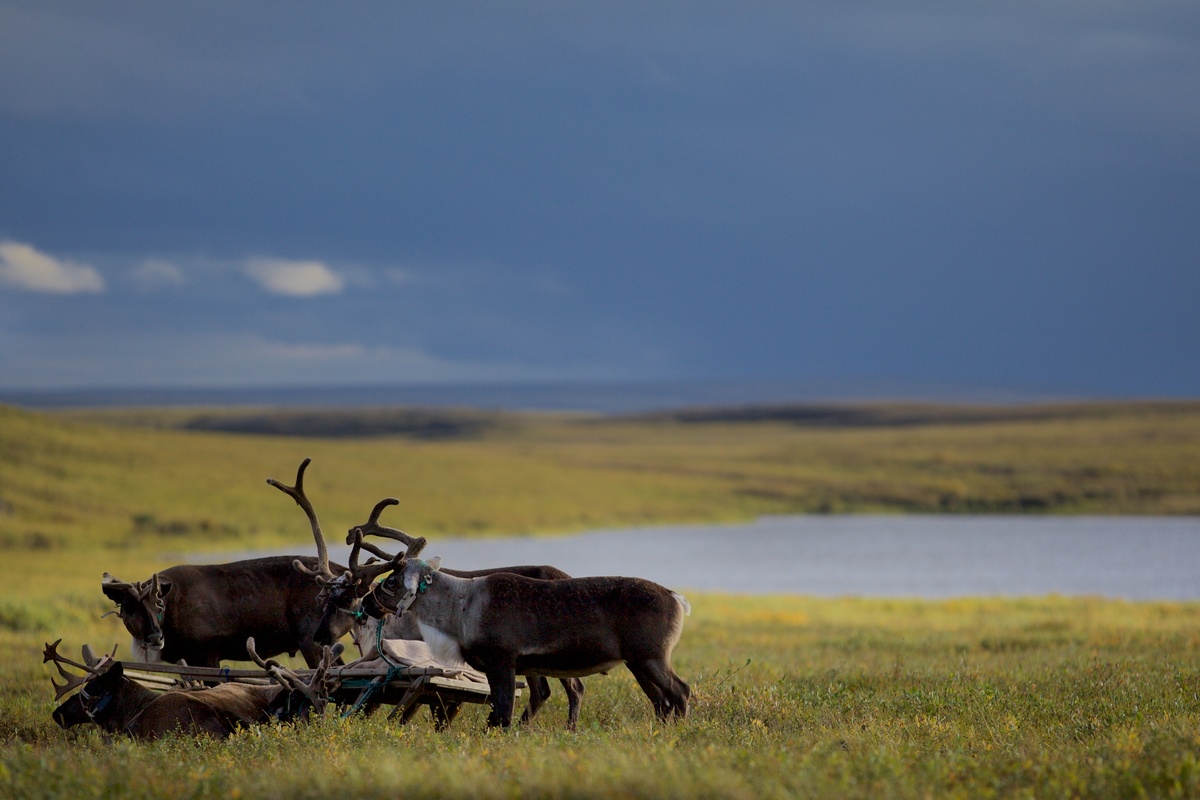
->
[0,1,1197,393]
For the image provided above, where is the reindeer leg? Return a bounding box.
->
[194,653,221,669]
[484,666,518,728]
[519,675,551,725]
[299,642,324,669]
[560,678,584,731]
[627,660,689,721]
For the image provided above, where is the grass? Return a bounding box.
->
[3,400,1199,561]
[3,595,1199,798]
[1,400,1199,797]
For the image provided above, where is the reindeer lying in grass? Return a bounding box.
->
[361,538,691,729]
[45,639,342,740]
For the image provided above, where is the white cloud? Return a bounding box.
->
[244,257,345,297]
[131,258,186,288]
[384,267,419,286]
[0,240,104,293]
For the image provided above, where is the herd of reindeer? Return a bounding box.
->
[45,458,692,740]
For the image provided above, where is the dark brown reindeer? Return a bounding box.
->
[362,540,691,729]
[282,478,587,729]
[46,639,278,739]
[47,639,344,739]
[101,553,351,669]
[100,460,361,669]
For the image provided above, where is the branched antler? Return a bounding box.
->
[246,637,344,710]
[306,642,345,708]
[246,637,304,691]
[266,458,348,586]
[347,498,427,559]
[143,574,167,618]
[352,536,399,564]
[344,530,405,585]
[43,639,112,700]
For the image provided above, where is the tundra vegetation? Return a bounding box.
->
[1,401,1199,798]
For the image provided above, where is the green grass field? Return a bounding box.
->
[2,400,1199,798]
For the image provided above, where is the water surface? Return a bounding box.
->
[228,515,1200,599]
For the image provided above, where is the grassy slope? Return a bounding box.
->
[5,401,1200,553]
[2,401,1200,798]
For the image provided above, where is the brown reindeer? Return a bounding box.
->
[362,543,691,729]
[100,460,362,668]
[101,553,351,668]
[47,639,344,739]
[46,640,278,739]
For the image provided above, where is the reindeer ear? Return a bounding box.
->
[426,556,442,572]
[156,576,174,597]
[101,573,135,601]
[97,660,124,685]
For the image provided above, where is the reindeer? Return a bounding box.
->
[275,463,586,729]
[47,639,344,739]
[45,639,278,739]
[99,460,361,668]
[101,553,351,668]
[361,541,691,729]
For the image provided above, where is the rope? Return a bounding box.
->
[375,617,402,669]
[341,665,406,718]
[337,618,419,718]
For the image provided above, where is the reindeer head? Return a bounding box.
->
[362,555,442,619]
[268,460,428,647]
[101,572,170,652]
[246,637,343,721]
[43,639,121,728]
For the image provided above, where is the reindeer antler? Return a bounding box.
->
[246,638,344,708]
[305,643,345,707]
[344,530,407,585]
[246,637,304,691]
[267,458,347,585]
[139,574,167,617]
[43,639,111,700]
[347,498,427,559]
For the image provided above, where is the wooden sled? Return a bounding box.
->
[120,661,520,728]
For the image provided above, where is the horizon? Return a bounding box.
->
[0,375,1186,414]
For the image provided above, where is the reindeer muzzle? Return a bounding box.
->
[361,592,389,620]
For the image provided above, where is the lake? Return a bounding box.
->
[226,515,1200,600]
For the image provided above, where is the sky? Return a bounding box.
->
[1,1,1198,397]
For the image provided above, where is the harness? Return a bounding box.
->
[78,685,113,721]
[80,684,152,736]
[339,617,406,719]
